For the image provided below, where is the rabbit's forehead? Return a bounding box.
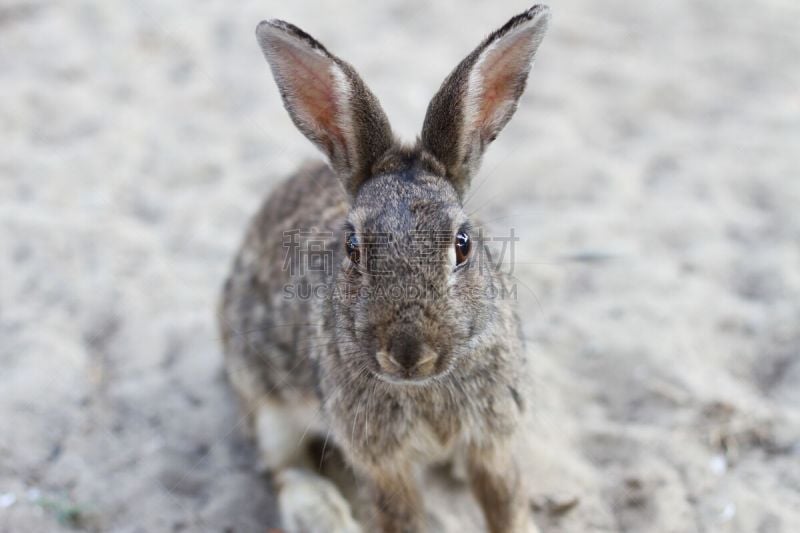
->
[349,174,464,236]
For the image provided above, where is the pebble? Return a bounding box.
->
[709,454,727,475]
[0,493,16,508]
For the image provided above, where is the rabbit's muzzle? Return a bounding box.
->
[372,330,441,382]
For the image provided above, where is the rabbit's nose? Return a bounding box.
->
[388,334,422,370]
[376,334,439,378]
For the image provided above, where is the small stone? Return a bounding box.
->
[720,502,736,522]
[0,493,16,508]
[547,494,580,516]
[531,493,580,516]
[709,454,727,475]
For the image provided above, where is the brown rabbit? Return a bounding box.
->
[219,5,551,532]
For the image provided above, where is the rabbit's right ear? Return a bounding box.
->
[256,20,394,197]
[420,5,550,197]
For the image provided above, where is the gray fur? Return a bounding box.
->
[221,6,551,532]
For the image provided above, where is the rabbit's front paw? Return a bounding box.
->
[276,468,362,533]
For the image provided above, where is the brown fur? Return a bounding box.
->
[220,5,551,532]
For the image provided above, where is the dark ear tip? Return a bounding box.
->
[525,4,550,19]
[255,18,332,57]
[523,4,551,29]
[496,5,549,41]
[255,19,288,38]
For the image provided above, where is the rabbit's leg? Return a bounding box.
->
[466,442,539,533]
[255,402,361,533]
[362,463,425,533]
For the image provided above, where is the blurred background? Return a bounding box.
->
[1,0,799,531]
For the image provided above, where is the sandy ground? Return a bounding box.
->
[2,0,800,531]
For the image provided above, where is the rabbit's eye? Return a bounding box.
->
[346,232,360,264]
[455,231,470,265]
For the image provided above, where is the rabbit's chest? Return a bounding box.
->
[405,395,485,460]
[405,418,459,463]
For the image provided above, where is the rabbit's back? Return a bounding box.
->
[219,162,347,408]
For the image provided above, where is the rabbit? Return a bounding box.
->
[219,5,551,533]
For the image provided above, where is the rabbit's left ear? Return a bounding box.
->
[420,5,550,197]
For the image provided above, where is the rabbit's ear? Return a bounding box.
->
[256,20,394,196]
[420,5,550,197]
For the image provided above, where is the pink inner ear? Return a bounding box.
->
[475,27,537,133]
[268,35,347,152]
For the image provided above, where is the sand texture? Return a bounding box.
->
[1,0,799,531]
